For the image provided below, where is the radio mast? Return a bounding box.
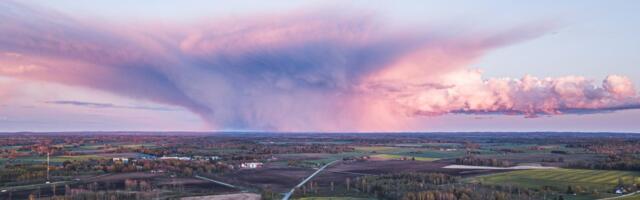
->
[46,151,50,184]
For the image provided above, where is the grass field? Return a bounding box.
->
[74,144,107,150]
[297,197,374,200]
[472,169,640,199]
[300,152,365,166]
[354,146,464,159]
[398,150,465,159]
[0,155,106,165]
[615,192,640,200]
[370,154,438,161]
[354,146,400,152]
[56,155,106,161]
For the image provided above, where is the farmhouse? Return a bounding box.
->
[614,185,628,194]
[139,155,157,160]
[160,156,191,161]
[193,155,221,161]
[240,162,263,169]
[112,157,129,164]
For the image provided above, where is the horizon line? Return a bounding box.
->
[1,130,638,135]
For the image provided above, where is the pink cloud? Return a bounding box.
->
[0,1,638,131]
[365,70,639,118]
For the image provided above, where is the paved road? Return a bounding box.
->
[0,173,111,192]
[282,160,340,200]
[0,181,69,193]
[194,175,240,189]
[597,191,639,200]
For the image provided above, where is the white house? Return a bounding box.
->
[240,162,263,169]
[615,186,627,194]
[160,156,191,161]
[112,157,129,164]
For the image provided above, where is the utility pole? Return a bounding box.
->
[46,152,50,184]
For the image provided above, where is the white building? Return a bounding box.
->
[240,162,263,169]
[160,156,191,161]
[615,186,627,194]
[193,155,221,161]
[112,157,129,164]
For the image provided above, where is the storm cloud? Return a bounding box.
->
[0,1,638,131]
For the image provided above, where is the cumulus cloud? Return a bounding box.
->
[365,70,640,118]
[0,1,638,131]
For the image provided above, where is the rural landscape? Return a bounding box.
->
[2,0,640,200]
[1,132,639,200]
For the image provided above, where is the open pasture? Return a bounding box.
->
[473,169,640,199]
[354,146,464,159]
[296,197,374,200]
[369,154,438,161]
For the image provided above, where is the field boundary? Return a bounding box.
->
[597,191,640,200]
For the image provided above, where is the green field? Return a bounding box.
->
[398,150,465,159]
[370,154,438,161]
[472,169,640,199]
[300,152,365,166]
[354,146,464,159]
[1,155,111,165]
[354,146,400,152]
[615,192,640,200]
[296,197,374,200]
[56,155,106,161]
[275,152,368,168]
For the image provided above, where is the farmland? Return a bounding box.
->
[472,169,640,199]
[369,154,439,161]
[1,132,640,200]
[615,192,640,200]
[297,197,374,200]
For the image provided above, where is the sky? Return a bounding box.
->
[0,0,639,132]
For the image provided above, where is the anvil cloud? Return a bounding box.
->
[0,1,638,131]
